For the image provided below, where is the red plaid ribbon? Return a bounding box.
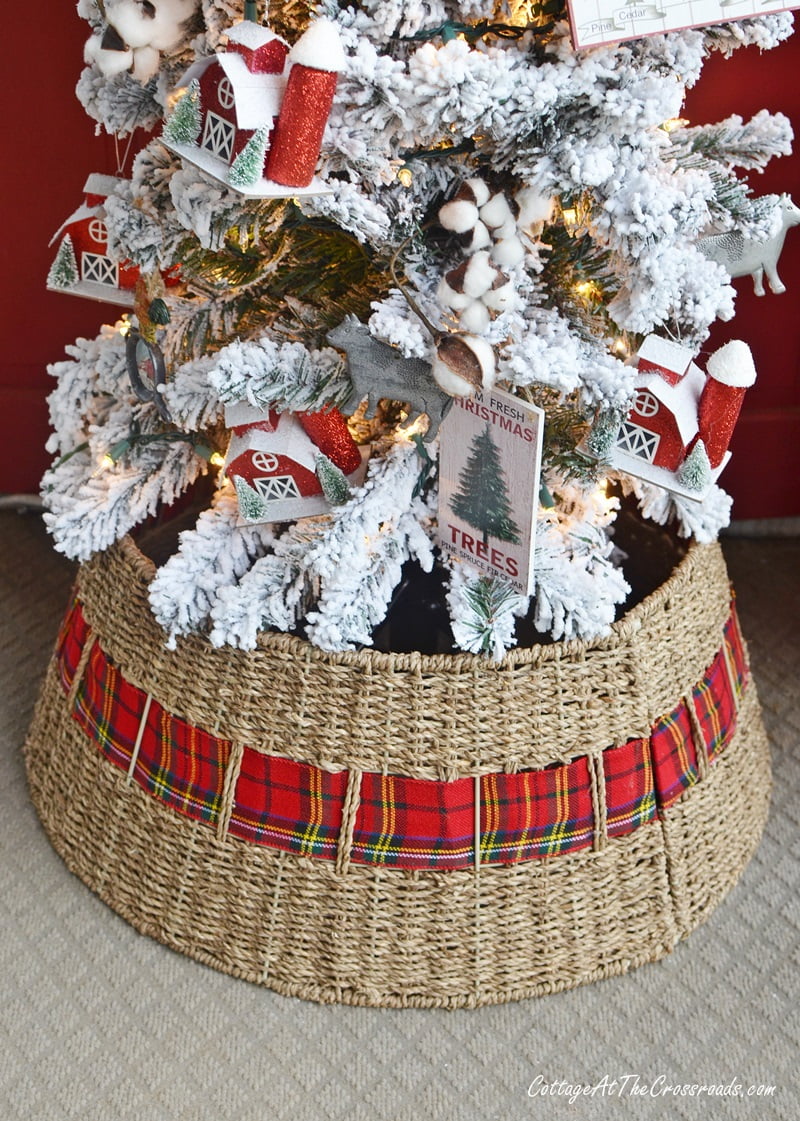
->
[692,648,736,763]
[72,639,230,824]
[56,594,89,694]
[60,599,749,870]
[724,606,748,700]
[603,738,657,836]
[650,702,699,810]
[229,752,347,856]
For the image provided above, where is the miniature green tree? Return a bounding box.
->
[587,407,624,460]
[163,79,202,145]
[316,452,351,505]
[234,475,270,522]
[47,236,79,289]
[229,127,269,189]
[678,440,713,492]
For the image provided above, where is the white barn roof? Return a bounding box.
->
[179,49,287,131]
[633,362,706,446]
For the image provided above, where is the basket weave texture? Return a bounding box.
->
[25,535,771,1007]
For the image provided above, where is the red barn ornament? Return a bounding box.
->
[223,402,368,524]
[47,174,140,306]
[162,18,345,197]
[588,335,757,500]
[47,174,180,307]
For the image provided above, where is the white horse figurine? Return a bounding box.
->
[698,194,800,296]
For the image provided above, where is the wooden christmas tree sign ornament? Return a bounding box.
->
[437,385,544,595]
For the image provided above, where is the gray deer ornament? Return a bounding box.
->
[327,316,453,442]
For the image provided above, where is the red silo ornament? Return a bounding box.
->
[697,341,757,470]
[265,18,346,188]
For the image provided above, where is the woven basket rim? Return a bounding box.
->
[121,530,702,673]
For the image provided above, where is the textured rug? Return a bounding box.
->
[1,510,798,1121]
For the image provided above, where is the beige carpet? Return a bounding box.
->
[1,510,798,1121]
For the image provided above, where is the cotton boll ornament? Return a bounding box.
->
[491,236,526,269]
[437,273,474,312]
[438,253,497,310]
[457,251,497,298]
[458,301,491,334]
[84,0,199,82]
[439,198,480,235]
[456,221,491,253]
[460,178,491,208]
[479,192,514,232]
[481,271,518,313]
[515,187,555,235]
[84,27,135,77]
[437,179,526,332]
[431,334,496,398]
[438,178,492,235]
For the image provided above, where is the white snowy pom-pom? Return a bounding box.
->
[705,339,757,388]
[480,193,514,230]
[289,16,347,72]
[491,237,526,268]
[431,334,496,397]
[460,178,491,208]
[457,220,491,253]
[437,275,474,311]
[515,187,555,231]
[439,199,480,233]
[459,300,491,333]
[481,273,518,312]
[84,32,134,76]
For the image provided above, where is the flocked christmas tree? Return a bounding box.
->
[42,0,796,659]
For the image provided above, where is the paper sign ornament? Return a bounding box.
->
[436,385,544,596]
[567,0,800,51]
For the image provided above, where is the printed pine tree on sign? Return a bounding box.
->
[451,424,521,547]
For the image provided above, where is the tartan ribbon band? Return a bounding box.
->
[55,597,748,870]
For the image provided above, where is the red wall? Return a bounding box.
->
[1,5,119,494]
[3,9,799,516]
[685,33,800,518]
